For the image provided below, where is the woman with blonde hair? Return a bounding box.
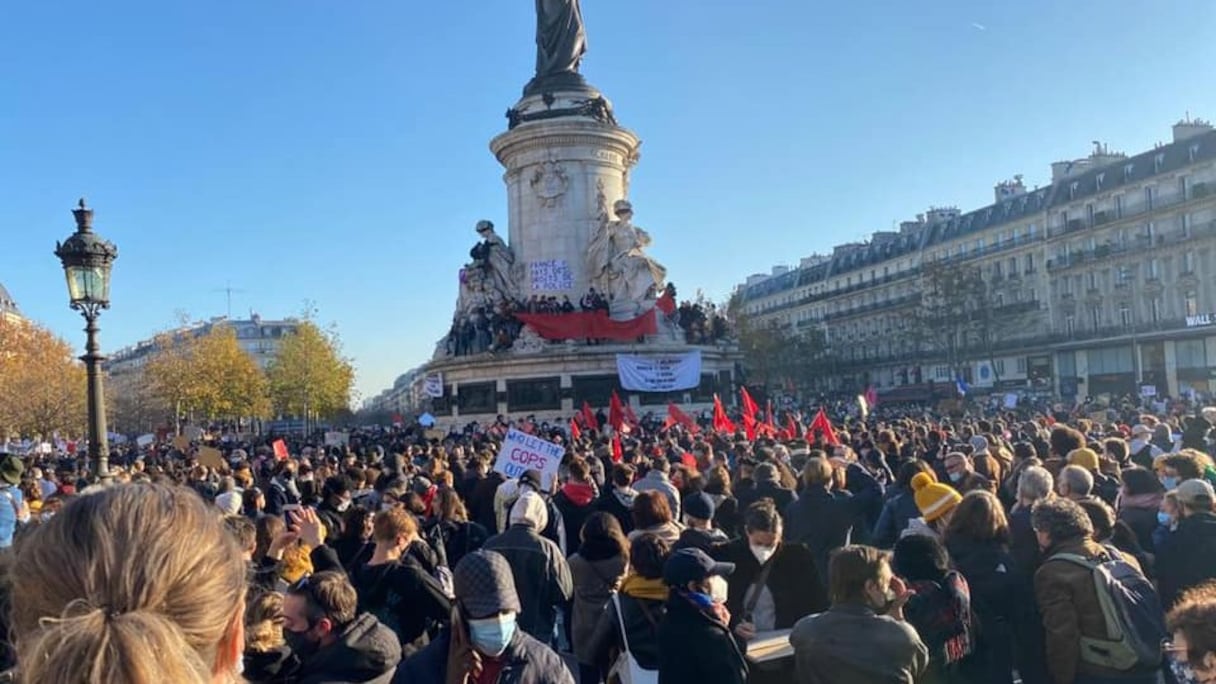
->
[7,483,247,684]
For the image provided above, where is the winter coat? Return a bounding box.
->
[483,522,574,643]
[595,487,637,535]
[1157,511,1216,609]
[1182,416,1212,452]
[784,487,856,585]
[568,553,627,665]
[1008,506,1041,575]
[468,471,506,534]
[712,537,828,630]
[394,627,575,684]
[736,480,797,518]
[553,481,599,554]
[634,471,683,519]
[844,463,885,543]
[286,612,401,684]
[1034,538,1145,684]
[674,526,730,553]
[627,521,682,547]
[872,488,920,549]
[901,571,977,684]
[426,518,489,570]
[1117,494,1163,553]
[790,602,929,684]
[351,559,452,655]
[657,591,748,684]
[244,645,292,683]
[586,577,667,672]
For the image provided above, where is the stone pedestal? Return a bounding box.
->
[490,85,640,303]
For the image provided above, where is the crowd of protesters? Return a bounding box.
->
[0,395,1215,683]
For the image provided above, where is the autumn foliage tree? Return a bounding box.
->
[0,319,87,439]
[143,324,271,430]
[267,321,355,423]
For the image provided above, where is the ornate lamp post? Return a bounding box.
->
[54,199,118,481]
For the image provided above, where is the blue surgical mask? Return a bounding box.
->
[1161,476,1180,491]
[1158,511,1173,526]
[948,471,964,483]
[468,613,516,656]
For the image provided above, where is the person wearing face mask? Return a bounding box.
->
[317,475,355,544]
[942,452,992,495]
[281,570,402,684]
[675,491,729,552]
[657,547,749,684]
[395,550,575,684]
[790,544,928,684]
[267,458,302,517]
[1157,479,1216,611]
[713,500,827,655]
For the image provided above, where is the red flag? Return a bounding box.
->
[782,414,799,441]
[609,391,628,434]
[806,408,841,446]
[666,403,700,434]
[656,289,676,316]
[570,417,581,441]
[712,394,737,434]
[864,386,879,408]
[740,387,760,440]
[623,401,639,430]
[581,401,599,432]
[610,434,623,463]
[272,439,289,461]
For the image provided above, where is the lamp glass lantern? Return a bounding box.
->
[55,199,117,310]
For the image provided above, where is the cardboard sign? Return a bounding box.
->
[493,428,564,489]
[272,439,289,461]
[172,436,190,451]
[197,446,225,470]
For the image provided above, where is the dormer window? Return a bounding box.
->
[1069,181,1079,199]
[1155,152,1165,172]
[1124,163,1134,181]
[1190,143,1200,162]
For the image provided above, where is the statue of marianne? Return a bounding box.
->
[534,0,587,79]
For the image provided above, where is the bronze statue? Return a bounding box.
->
[526,0,588,95]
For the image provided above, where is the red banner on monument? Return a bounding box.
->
[515,310,657,341]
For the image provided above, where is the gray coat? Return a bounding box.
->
[483,523,574,643]
[568,553,627,665]
[790,603,929,684]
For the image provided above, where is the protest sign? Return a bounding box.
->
[493,428,564,489]
[323,431,349,448]
[172,435,190,451]
[272,439,289,461]
[136,434,155,448]
[197,446,225,470]
[424,374,444,398]
[1003,393,1018,409]
[616,351,702,392]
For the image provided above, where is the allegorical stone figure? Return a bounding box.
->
[533,0,587,80]
[587,199,667,312]
[470,220,518,301]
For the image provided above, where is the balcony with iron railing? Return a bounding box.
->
[1049,183,1215,238]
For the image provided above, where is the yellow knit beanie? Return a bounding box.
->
[912,472,961,522]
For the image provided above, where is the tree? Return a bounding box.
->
[0,319,87,439]
[908,261,1032,386]
[729,293,830,395]
[267,320,355,424]
[144,324,272,432]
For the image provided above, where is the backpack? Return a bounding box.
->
[420,525,455,598]
[1048,548,1166,671]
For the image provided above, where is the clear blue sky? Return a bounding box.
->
[4,1,1214,402]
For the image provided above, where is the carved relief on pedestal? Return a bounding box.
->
[530,158,569,208]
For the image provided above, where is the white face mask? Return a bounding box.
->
[706,575,729,604]
[750,544,776,565]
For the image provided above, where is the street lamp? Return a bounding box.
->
[54,199,118,481]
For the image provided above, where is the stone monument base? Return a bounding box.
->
[423,342,741,429]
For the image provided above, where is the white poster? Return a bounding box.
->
[529,259,574,292]
[424,373,444,398]
[493,428,565,489]
[616,351,703,393]
[1003,393,1019,409]
[323,431,349,447]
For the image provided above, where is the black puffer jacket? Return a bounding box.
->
[657,591,748,684]
[394,628,575,684]
[351,559,452,656]
[286,612,401,684]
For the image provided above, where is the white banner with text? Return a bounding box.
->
[615,350,702,393]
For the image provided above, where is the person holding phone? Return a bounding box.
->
[395,550,574,684]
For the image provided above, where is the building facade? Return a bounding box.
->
[737,118,1216,401]
[0,283,22,325]
[104,314,300,378]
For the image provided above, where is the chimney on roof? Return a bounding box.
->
[994,175,1027,203]
[1173,116,1213,143]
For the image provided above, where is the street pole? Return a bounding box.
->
[83,309,110,481]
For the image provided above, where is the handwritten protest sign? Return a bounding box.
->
[272,439,289,461]
[324,432,349,448]
[197,446,225,470]
[529,259,574,292]
[493,428,564,489]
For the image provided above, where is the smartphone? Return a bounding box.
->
[281,503,301,520]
